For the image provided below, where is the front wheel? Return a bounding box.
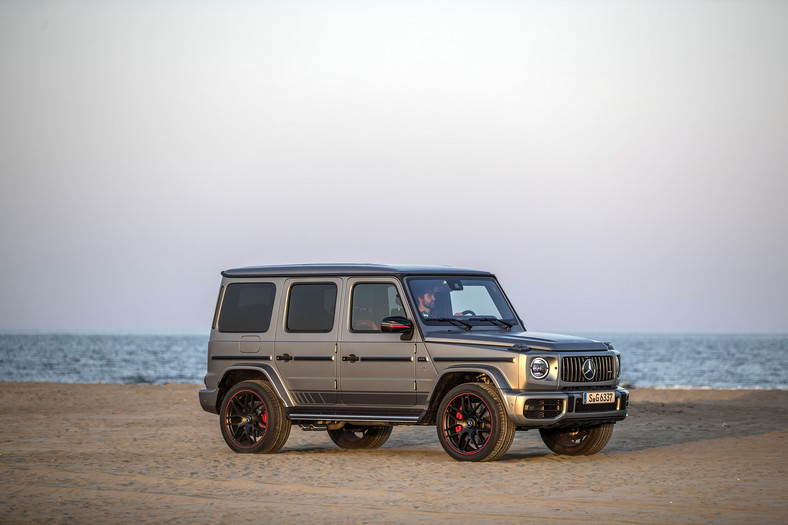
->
[436,383,515,462]
[219,380,291,454]
[539,424,614,456]
[328,425,392,449]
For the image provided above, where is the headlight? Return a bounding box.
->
[530,357,549,380]
[616,354,621,378]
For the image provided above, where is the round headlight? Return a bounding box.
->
[530,357,549,380]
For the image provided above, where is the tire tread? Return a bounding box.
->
[328,425,393,449]
[539,423,614,456]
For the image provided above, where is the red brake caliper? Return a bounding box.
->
[455,411,462,433]
[261,411,268,427]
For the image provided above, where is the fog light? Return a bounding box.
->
[530,357,549,380]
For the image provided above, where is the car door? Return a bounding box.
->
[339,278,417,406]
[274,278,342,405]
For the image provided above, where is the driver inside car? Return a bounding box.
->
[415,285,438,318]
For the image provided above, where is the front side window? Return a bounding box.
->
[218,283,276,333]
[406,277,518,330]
[286,283,337,332]
[351,283,406,332]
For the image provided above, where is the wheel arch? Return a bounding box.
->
[420,365,511,425]
[216,364,292,412]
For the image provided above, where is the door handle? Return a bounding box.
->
[276,353,292,362]
[342,354,359,363]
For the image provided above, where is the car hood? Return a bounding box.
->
[424,331,610,352]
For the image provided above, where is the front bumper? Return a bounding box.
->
[503,386,629,428]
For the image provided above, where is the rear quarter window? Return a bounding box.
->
[218,283,277,333]
[286,283,337,332]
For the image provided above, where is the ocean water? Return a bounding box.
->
[0,333,205,385]
[577,332,788,389]
[0,332,786,389]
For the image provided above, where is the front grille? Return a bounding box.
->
[574,401,617,413]
[561,355,615,383]
[524,399,564,419]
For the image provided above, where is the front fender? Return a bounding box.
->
[438,363,513,391]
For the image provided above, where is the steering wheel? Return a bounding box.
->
[460,310,476,316]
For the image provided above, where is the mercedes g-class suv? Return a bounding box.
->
[199,264,628,462]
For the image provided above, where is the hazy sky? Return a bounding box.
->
[1,1,786,333]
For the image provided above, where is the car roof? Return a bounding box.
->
[221,264,494,278]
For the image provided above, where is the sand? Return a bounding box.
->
[0,382,786,524]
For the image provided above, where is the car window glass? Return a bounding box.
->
[286,283,337,332]
[407,277,515,321]
[449,284,502,317]
[218,283,276,333]
[351,283,404,332]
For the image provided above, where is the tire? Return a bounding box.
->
[220,380,291,454]
[539,424,614,456]
[327,425,393,449]
[436,383,515,462]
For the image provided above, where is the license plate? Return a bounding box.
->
[583,391,615,404]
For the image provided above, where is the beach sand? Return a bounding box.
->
[0,382,786,524]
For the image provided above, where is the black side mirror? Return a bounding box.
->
[381,316,414,340]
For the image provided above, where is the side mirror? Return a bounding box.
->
[381,316,414,340]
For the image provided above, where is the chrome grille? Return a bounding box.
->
[561,355,615,383]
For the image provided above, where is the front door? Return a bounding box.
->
[274,278,342,405]
[339,278,417,406]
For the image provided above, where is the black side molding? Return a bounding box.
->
[433,357,516,363]
[212,355,272,361]
[359,356,414,362]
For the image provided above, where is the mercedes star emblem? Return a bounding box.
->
[582,358,597,381]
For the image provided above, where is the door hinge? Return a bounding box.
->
[413,381,417,391]
[334,380,338,390]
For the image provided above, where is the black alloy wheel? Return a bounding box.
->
[436,383,515,462]
[220,380,291,454]
[443,392,492,454]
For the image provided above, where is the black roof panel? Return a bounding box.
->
[221,264,494,278]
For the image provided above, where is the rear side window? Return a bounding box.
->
[218,283,277,333]
[286,283,337,332]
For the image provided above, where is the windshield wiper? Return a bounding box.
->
[468,317,514,331]
[429,317,473,331]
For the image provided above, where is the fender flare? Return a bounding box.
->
[426,364,513,407]
[219,363,294,407]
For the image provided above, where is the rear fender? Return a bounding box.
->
[218,363,293,408]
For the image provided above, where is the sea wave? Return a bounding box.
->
[1,332,786,389]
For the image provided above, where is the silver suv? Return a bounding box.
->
[199,264,628,462]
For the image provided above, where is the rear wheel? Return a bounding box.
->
[220,380,291,453]
[436,383,515,462]
[328,425,393,449]
[539,424,614,456]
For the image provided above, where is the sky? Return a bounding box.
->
[1,0,786,333]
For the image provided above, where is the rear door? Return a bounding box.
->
[274,278,342,405]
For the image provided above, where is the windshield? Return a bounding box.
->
[406,276,519,330]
